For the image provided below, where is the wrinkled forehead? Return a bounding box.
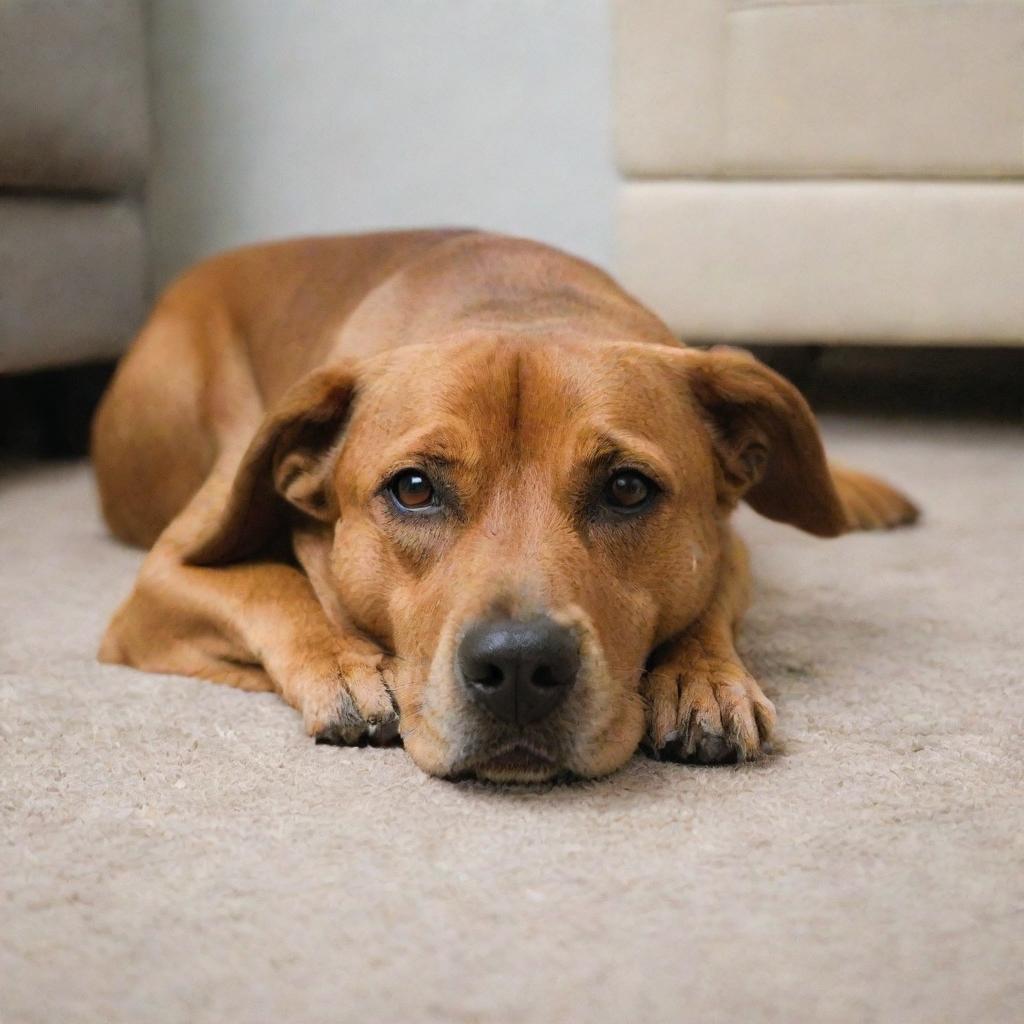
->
[346,338,706,478]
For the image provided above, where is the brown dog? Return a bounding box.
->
[92,230,917,782]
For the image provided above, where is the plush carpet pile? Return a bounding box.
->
[2,416,1021,1024]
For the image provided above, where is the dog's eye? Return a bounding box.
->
[603,470,655,512]
[389,469,436,511]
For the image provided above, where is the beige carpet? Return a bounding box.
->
[2,416,1022,1024]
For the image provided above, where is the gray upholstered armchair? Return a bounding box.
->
[0,0,150,374]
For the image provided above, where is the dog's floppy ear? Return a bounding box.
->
[678,346,847,537]
[184,364,357,565]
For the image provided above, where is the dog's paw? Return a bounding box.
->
[644,659,776,764]
[301,650,401,748]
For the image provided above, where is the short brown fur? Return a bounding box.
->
[93,231,918,781]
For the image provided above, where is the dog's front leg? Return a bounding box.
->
[643,529,776,764]
[101,547,399,747]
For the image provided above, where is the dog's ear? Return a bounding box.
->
[184,365,357,565]
[677,346,847,537]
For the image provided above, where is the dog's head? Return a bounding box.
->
[188,338,845,781]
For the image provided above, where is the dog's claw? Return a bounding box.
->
[656,729,733,765]
[314,713,401,748]
[314,717,368,747]
[694,734,732,764]
[366,714,401,747]
[656,730,741,766]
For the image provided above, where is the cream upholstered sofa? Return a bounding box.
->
[613,0,1024,345]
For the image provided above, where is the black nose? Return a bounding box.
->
[457,616,579,726]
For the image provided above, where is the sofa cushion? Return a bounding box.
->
[0,0,149,193]
[614,0,1024,178]
[0,198,147,372]
[617,180,1024,344]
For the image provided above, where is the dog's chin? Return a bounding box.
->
[461,744,565,784]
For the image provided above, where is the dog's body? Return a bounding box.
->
[93,230,917,782]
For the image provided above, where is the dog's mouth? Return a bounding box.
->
[466,743,561,783]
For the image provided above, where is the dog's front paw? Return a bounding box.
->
[300,648,400,748]
[644,656,776,764]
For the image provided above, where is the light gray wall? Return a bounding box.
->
[147,0,615,288]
